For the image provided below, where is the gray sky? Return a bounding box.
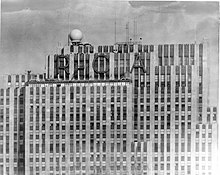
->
[0,0,219,106]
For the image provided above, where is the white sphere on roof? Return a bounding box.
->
[69,29,83,42]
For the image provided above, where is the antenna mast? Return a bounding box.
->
[68,0,71,46]
[195,24,197,43]
[126,22,129,43]
[133,19,137,43]
[68,13,70,45]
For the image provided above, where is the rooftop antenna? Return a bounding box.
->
[67,0,71,46]
[126,22,129,43]
[133,19,137,43]
[114,9,117,44]
[195,23,197,43]
[68,12,70,46]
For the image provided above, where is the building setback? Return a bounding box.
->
[0,30,218,175]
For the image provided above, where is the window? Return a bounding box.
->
[50,144,53,153]
[76,87,80,94]
[8,75,11,83]
[154,143,158,152]
[30,144,33,153]
[196,143,199,152]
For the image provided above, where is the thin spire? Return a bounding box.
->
[195,23,197,43]
[68,12,70,46]
[67,0,71,46]
[126,22,129,43]
[133,19,137,42]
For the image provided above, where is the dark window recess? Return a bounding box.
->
[199,44,203,57]
[90,46,94,53]
[114,55,118,79]
[175,87,179,94]
[146,57,150,66]
[99,56,104,80]
[78,46,82,53]
[176,66,180,75]
[161,86,165,94]
[170,57,174,65]
[138,44,142,52]
[85,55,89,79]
[198,97,202,103]
[146,86,150,94]
[213,107,217,112]
[188,65,192,75]
[158,45,162,58]
[110,45,114,52]
[39,74,43,80]
[190,44,194,57]
[213,114,217,121]
[167,83,171,93]
[154,143,158,152]
[126,57,130,73]
[6,88,10,96]
[159,57,162,66]
[54,55,58,79]
[170,44,174,58]
[155,66,159,75]
[181,81,186,87]
[22,75,25,82]
[207,107,210,112]
[150,45,154,52]
[167,66,171,75]
[134,80,139,87]
[164,57,169,66]
[8,75,11,83]
[104,46,108,52]
[164,44,168,58]
[191,57,194,65]
[144,45,148,52]
[79,54,84,80]
[176,81,180,88]
[179,44,183,57]
[106,57,110,79]
[161,66,165,75]
[74,54,78,80]
[120,55,125,78]
[98,46,102,53]
[155,86,158,94]
[199,67,203,76]
[199,84,202,94]
[184,44,189,57]
[124,44,128,53]
[129,45,134,52]
[93,54,98,79]
[181,66,186,75]
[70,45,74,52]
[146,67,150,75]
[179,57,183,65]
[84,46,88,53]
[16,75,19,82]
[118,44,122,53]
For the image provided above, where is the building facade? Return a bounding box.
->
[0,74,44,175]
[0,31,218,175]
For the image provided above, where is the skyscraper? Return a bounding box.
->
[0,29,218,175]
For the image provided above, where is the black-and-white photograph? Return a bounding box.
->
[0,0,219,175]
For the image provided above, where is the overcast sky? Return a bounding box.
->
[0,0,219,106]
